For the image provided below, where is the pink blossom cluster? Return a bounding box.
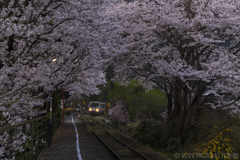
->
[1,0,240,157]
[0,0,110,158]
[103,0,240,112]
[111,101,129,124]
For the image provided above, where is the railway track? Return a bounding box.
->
[81,116,151,160]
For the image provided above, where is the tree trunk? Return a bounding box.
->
[166,78,192,148]
[167,93,173,119]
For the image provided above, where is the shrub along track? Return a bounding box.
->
[81,115,168,160]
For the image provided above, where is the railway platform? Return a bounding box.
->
[37,113,115,160]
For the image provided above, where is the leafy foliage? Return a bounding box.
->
[110,79,167,121]
[142,88,167,120]
[134,120,181,152]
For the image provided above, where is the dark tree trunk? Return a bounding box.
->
[167,93,173,118]
[166,78,193,148]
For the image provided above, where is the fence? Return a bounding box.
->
[0,111,62,160]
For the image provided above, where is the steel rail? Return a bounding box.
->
[81,117,122,160]
[86,117,151,160]
[88,119,151,160]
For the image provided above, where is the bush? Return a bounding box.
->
[186,110,240,160]
[134,121,163,148]
[101,118,106,123]
[194,126,240,160]
[109,117,119,129]
[133,120,182,152]
[166,137,181,153]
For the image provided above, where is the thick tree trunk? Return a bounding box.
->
[167,93,173,118]
[166,78,192,148]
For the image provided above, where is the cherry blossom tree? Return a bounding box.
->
[103,0,240,147]
[0,0,110,158]
[111,101,129,125]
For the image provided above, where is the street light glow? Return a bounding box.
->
[52,58,57,62]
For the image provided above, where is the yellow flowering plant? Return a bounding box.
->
[195,126,237,160]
